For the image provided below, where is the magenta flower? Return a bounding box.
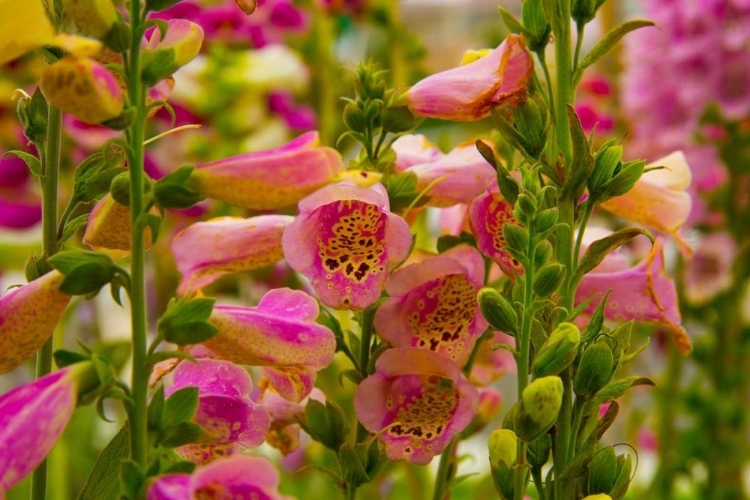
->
[374,245,488,366]
[190,131,346,210]
[147,455,295,500]
[165,359,270,463]
[204,288,335,402]
[406,34,533,121]
[144,19,204,73]
[0,271,72,374]
[468,186,524,279]
[393,136,496,207]
[260,387,325,455]
[0,363,97,492]
[172,215,294,296]
[283,182,412,310]
[576,238,692,354]
[354,347,479,465]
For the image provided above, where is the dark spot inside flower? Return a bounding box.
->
[325,258,339,270]
[346,263,354,275]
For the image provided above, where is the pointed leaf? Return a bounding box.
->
[573,228,654,285]
[77,426,129,500]
[575,20,655,83]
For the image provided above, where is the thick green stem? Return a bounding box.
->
[553,0,573,164]
[311,7,338,146]
[127,0,149,468]
[573,23,584,71]
[30,100,62,500]
[432,439,458,500]
[355,306,377,443]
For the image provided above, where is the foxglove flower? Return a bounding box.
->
[260,387,325,455]
[374,245,487,366]
[354,347,479,465]
[142,19,204,83]
[576,238,692,354]
[0,271,72,374]
[599,151,693,255]
[172,215,294,295]
[39,57,123,124]
[166,359,270,463]
[204,288,335,402]
[0,362,98,492]
[283,182,412,310]
[83,193,153,254]
[392,134,443,171]
[190,131,345,210]
[468,186,524,278]
[393,135,496,207]
[147,455,295,500]
[406,34,533,121]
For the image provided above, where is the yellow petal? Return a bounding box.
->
[0,0,55,64]
[50,34,102,58]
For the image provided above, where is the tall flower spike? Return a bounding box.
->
[406,34,534,121]
[576,238,692,354]
[283,182,412,310]
[190,131,346,210]
[469,186,525,279]
[599,151,693,256]
[374,245,488,366]
[203,288,335,402]
[0,362,99,492]
[393,135,496,207]
[147,455,295,500]
[172,215,294,296]
[355,347,479,465]
[39,57,124,124]
[166,359,270,464]
[0,271,72,374]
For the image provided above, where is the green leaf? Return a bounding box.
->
[160,421,204,448]
[2,150,41,177]
[385,171,428,213]
[77,426,129,500]
[339,444,370,488]
[581,289,612,342]
[573,228,654,286]
[591,376,656,407]
[60,214,90,244]
[162,386,199,428]
[497,6,531,37]
[574,20,655,83]
[147,350,196,366]
[476,140,520,204]
[560,106,595,202]
[158,297,218,345]
[436,232,477,253]
[154,165,204,209]
[147,386,165,430]
[54,349,90,368]
[119,460,145,500]
[58,262,116,295]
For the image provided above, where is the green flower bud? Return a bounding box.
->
[532,262,566,298]
[587,447,618,495]
[534,240,553,268]
[574,341,614,398]
[534,208,558,234]
[110,171,131,206]
[478,288,518,334]
[589,145,622,192]
[488,429,517,468]
[526,433,552,469]
[515,193,537,220]
[522,0,551,51]
[522,376,563,429]
[512,98,547,158]
[503,223,529,253]
[381,105,420,134]
[532,323,581,377]
[599,160,645,199]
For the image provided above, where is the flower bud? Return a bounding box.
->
[502,223,529,253]
[40,57,124,124]
[522,0,551,51]
[515,193,537,221]
[142,20,204,85]
[343,102,367,132]
[511,97,547,158]
[478,288,518,334]
[532,262,566,298]
[62,0,118,40]
[381,105,420,134]
[488,429,519,500]
[522,376,563,429]
[526,433,552,468]
[599,160,645,200]
[534,239,553,267]
[589,145,622,193]
[534,208,558,234]
[532,322,581,377]
[587,447,618,495]
[574,341,614,398]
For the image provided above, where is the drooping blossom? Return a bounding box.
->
[683,232,737,305]
[354,347,479,465]
[392,135,496,207]
[576,237,692,354]
[374,245,487,366]
[143,19,204,81]
[599,151,693,255]
[83,193,154,255]
[468,186,524,278]
[0,271,72,374]
[283,182,412,310]
[190,131,345,210]
[259,387,325,455]
[406,34,533,121]
[204,288,335,402]
[147,455,295,500]
[165,359,270,463]
[0,362,98,492]
[39,56,123,124]
[171,215,294,296]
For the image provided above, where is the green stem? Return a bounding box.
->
[537,50,556,123]
[311,7,338,146]
[355,307,376,443]
[30,101,62,500]
[531,467,547,500]
[552,0,573,164]
[573,201,593,263]
[432,439,458,500]
[573,23,585,71]
[127,0,149,469]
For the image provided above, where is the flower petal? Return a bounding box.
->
[469,188,524,278]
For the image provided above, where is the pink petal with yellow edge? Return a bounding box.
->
[190,455,295,500]
[392,134,444,171]
[376,245,487,366]
[406,34,533,121]
[576,239,692,354]
[407,140,495,207]
[0,271,72,374]
[191,131,345,210]
[284,183,412,310]
[469,188,524,278]
[599,151,693,255]
[172,215,294,296]
[354,347,479,465]
[0,367,77,491]
[84,193,154,256]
